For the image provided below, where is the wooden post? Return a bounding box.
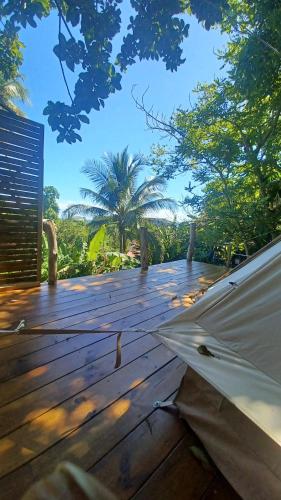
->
[43,219,58,285]
[187,222,196,262]
[226,242,232,268]
[140,226,149,272]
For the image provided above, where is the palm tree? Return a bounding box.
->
[0,74,29,116]
[64,148,176,252]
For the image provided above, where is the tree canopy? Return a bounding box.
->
[145,1,281,255]
[43,185,60,220]
[1,1,280,143]
[0,0,229,142]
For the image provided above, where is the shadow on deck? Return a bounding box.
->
[0,259,239,499]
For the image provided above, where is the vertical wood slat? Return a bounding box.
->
[0,109,44,289]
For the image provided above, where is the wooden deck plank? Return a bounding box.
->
[0,268,221,376]
[0,291,186,381]
[0,344,175,477]
[0,259,196,308]
[0,359,185,499]
[0,333,159,437]
[0,276,189,362]
[15,267,206,329]
[0,269,192,348]
[8,272,190,328]
[0,305,188,408]
[201,476,241,499]
[133,437,215,500]
[89,398,188,498]
[0,260,237,500]
[0,259,211,301]
[0,261,221,331]
[0,332,144,407]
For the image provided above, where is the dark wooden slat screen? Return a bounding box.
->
[0,109,44,288]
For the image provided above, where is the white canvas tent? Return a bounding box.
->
[155,236,281,500]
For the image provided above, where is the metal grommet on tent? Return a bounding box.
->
[153,400,174,409]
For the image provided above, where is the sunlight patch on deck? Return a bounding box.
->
[109,399,131,418]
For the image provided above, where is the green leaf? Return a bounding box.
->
[87,225,106,261]
[79,114,90,124]
[110,255,122,267]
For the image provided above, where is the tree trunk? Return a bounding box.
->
[119,227,126,253]
[119,232,123,253]
[226,242,232,268]
[140,226,149,272]
[244,241,249,257]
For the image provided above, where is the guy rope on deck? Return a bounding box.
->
[0,320,159,368]
[0,287,210,367]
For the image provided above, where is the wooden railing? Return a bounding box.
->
[42,222,197,285]
[187,222,196,262]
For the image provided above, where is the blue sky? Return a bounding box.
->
[20,5,228,218]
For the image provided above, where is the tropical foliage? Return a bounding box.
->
[151,78,281,254]
[43,186,60,220]
[145,0,281,260]
[145,221,189,264]
[41,218,139,281]
[64,148,175,252]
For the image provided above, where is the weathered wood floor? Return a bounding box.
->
[0,260,240,499]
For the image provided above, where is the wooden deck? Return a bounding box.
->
[0,260,240,499]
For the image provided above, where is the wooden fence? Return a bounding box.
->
[0,109,44,288]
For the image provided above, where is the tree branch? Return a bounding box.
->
[132,86,184,142]
[54,0,75,40]
[257,105,281,150]
[57,12,73,104]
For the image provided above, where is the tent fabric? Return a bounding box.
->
[155,238,281,447]
[175,368,281,500]
[154,237,281,499]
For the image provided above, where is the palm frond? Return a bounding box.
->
[89,214,118,228]
[71,148,175,251]
[0,74,30,116]
[63,204,110,219]
[80,188,115,211]
[81,160,110,190]
[127,153,145,191]
[130,176,167,206]
[138,197,177,214]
